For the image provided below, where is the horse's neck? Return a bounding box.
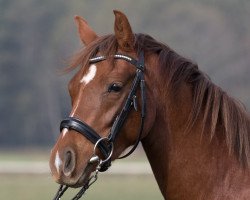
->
[141,113,169,199]
[142,78,250,199]
[142,82,195,199]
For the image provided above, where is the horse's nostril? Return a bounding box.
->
[65,152,72,168]
[63,149,76,176]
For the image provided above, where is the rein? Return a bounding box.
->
[53,51,146,200]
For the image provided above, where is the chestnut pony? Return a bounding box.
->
[50,10,250,200]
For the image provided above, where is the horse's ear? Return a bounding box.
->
[113,10,135,52]
[74,15,98,45]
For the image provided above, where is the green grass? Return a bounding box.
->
[0,174,163,200]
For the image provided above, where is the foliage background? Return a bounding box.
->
[1,0,249,147]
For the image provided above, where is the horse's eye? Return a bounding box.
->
[108,83,122,93]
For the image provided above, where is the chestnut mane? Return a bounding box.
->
[68,33,250,165]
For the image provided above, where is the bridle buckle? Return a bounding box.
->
[89,137,114,168]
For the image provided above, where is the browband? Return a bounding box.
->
[89,54,144,71]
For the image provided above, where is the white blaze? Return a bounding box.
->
[55,151,62,174]
[62,128,68,138]
[69,64,97,117]
[80,64,97,85]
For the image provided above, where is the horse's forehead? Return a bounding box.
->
[73,58,132,87]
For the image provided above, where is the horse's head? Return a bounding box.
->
[49,10,156,187]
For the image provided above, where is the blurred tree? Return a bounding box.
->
[0,0,249,147]
[0,0,69,146]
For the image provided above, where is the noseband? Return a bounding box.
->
[54,51,146,200]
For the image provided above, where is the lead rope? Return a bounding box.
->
[53,185,68,200]
[72,170,99,200]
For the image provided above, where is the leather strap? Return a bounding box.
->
[108,70,142,142]
[60,117,111,171]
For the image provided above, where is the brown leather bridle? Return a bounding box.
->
[53,51,146,200]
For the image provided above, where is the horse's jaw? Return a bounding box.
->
[69,162,96,188]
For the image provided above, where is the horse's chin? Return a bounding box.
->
[75,164,94,187]
[69,162,96,188]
